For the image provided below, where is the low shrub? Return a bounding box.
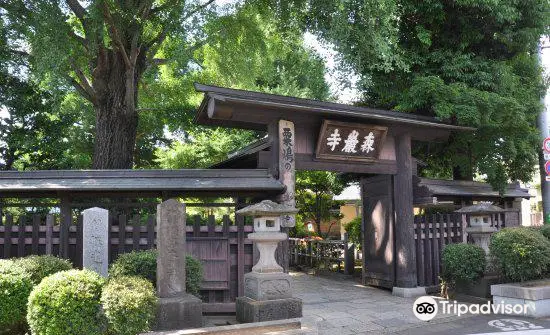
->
[101,276,158,335]
[186,255,203,296]
[490,227,550,282]
[15,255,73,285]
[0,260,33,332]
[109,250,157,284]
[109,249,203,296]
[27,269,107,335]
[441,243,486,283]
[539,224,550,240]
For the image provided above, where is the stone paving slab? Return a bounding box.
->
[271,272,550,335]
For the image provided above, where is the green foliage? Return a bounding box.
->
[27,269,107,335]
[490,227,550,282]
[0,260,33,332]
[539,224,550,240]
[275,0,550,190]
[344,216,362,246]
[101,276,158,335]
[441,243,486,284]
[185,255,204,297]
[109,250,204,296]
[156,128,258,168]
[14,255,73,285]
[1,0,330,169]
[295,171,348,238]
[109,250,157,285]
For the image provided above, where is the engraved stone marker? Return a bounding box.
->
[157,199,186,298]
[82,207,109,277]
[155,199,202,331]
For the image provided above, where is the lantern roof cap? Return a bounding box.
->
[455,202,504,214]
[236,200,299,216]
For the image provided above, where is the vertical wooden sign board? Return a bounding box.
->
[277,119,296,227]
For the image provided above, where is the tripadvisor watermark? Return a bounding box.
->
[413,296,531,321]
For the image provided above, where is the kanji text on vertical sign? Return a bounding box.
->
[315,120,388,162]
[278,120,296,227]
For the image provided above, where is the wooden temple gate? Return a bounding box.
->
[1,83,503,308]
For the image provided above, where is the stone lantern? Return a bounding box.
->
[235,200,302,323]
[455,203,504,257]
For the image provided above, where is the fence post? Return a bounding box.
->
[32,215,40,255]
[45,215,53,255]
[293,240,299,266]
[343,233,355,275]
[17,216,25,257]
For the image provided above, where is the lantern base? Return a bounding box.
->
[244,272,293,301]
[236,296,302,323]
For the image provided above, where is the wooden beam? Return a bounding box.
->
[393,133,418,288]
[259,151,397,174]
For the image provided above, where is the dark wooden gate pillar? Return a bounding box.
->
[393,133,418,289]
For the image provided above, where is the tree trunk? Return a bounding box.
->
[91,48,142,169]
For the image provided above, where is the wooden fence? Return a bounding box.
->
[288,234,355,275]
[414,210,518,287]
[0,213,252,313]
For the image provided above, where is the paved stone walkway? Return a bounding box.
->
[277,272,550,335]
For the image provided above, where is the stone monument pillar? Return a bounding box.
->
[155,199,202,330]
[82,207,109,277]
[236,200,302,323]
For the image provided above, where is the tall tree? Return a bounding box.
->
[154,4,330,168]
[272,0,549,190]
[0,0,223,168]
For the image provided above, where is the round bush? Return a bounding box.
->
[441,243,486,283]
[101,276,158,335]
[0,260,33,331]
[490,227,550,282]
[27,269,107,335]
[109,249,203,296]
[15,255,73,285]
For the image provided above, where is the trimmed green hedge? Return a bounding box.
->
[441,243,486,283]
[490,227,550,282]
[15,255,73,285]
[109,249,204,296]
[27,269,107,335]
[109,250,157,284]
[539,224,550,240]
[101,276,158,335]
[0,260,33,332]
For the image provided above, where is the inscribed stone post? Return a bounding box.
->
[155,199,202,330]
[82,207,109,277]
[156,199,186,297]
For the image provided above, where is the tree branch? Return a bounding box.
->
[67,75,95,104]
[68,30,88,50]
[182,0,216,21]
[65,0,92,36]
[69,59,96,104]
[101,1,132,68]
[146,0,215,49]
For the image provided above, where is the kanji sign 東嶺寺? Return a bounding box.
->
[315,120,388,162]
